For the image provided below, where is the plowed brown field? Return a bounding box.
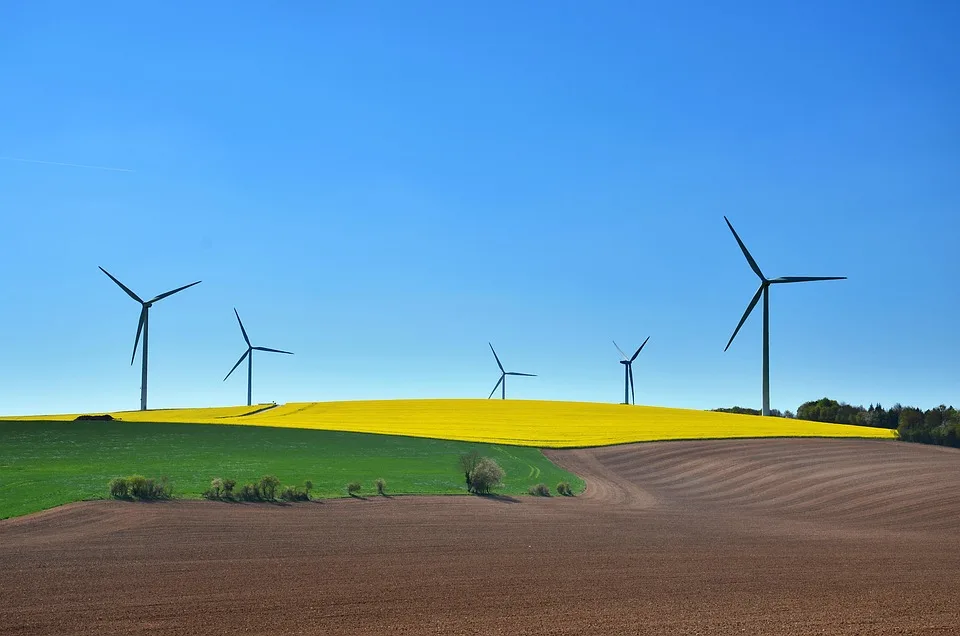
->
[2,439,959,635]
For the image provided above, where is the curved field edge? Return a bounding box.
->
[0,420,584,520]
[0,399,897,447]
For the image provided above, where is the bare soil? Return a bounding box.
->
[2,438,959,635]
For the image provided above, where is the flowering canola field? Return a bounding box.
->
[3,400,897,448]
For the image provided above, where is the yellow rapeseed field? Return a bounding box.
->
[2,400,897,448]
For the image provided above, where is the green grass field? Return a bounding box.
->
[0,420,584,519]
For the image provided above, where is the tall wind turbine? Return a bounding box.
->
[722,216,846,416]
[614,337,649,405]
[99,267,201,411]
[487,343,536,400]
[224,309,294,407]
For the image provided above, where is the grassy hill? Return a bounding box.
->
[0,420,582,519]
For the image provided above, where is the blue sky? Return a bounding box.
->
[0,1,957,415]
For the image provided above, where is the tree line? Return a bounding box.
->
[713,397,960,449]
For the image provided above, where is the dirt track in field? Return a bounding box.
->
[2,439,959,635]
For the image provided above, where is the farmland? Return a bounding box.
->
[2,398,898,447]
[0,419,582,519]
[2,438,959,635]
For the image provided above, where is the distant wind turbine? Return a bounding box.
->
[224,309,293,406]
[722,216,846,416]
[487,343,536,400]
[614,337,649,405]
[99,267,201,411]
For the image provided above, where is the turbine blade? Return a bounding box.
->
[99,267,143,303]
[149,280,201,303]
[223,349,250,381]
[506,372,536,376]
[131,307,146,365]
[724,284,765,352]
[769,276,847,284]
[723,216,765,280]
[253,346,294,355]
[489,342,504,373]
[629,365,635,405]
[631,336,650,362]
[488,375,504,399]
[234,308,251,346]
[613,340,629,360]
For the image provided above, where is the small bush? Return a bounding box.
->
[113,475,171,500]
[258,475,280,501]
[210,478,224,499]
[528,483,550,497]
[556,482,573,496]
[109,477,129,499]
[469,458,504,495]
[282,483,310,502]
[375,478,386,496]
[238,483,258,501]
[223,479,236,499]
[303,480,313,498]
[347,482,362,497]
[127,475,148,498]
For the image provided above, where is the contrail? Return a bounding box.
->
[0,156,134,173]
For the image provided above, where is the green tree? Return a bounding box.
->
[468,458,505,495]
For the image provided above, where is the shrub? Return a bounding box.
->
[556,482,573,496]
[238,483,258,501]
[469,458,504,495]
[158,476,172,499]
[258,475,280,501]
[116,475,171,500]
[223,479,236,499]
[276,483,309,502]
[148,476,171,499]
[458,451,481,492]
[127,475,148,498]
[347,482,362,497]
[303,480,313,498]
[279,485,307,502]
[375,478,386,496]
[108,477,129,499]
[210,478,224,499]
[528,483,550,497]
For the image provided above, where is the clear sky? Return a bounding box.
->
[1,1,957,415]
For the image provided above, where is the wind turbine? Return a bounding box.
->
[722,216,846,416]
[487,343,536,399]
[614,337,649,405]
[99,267,201,411]
[224,308,293,406]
